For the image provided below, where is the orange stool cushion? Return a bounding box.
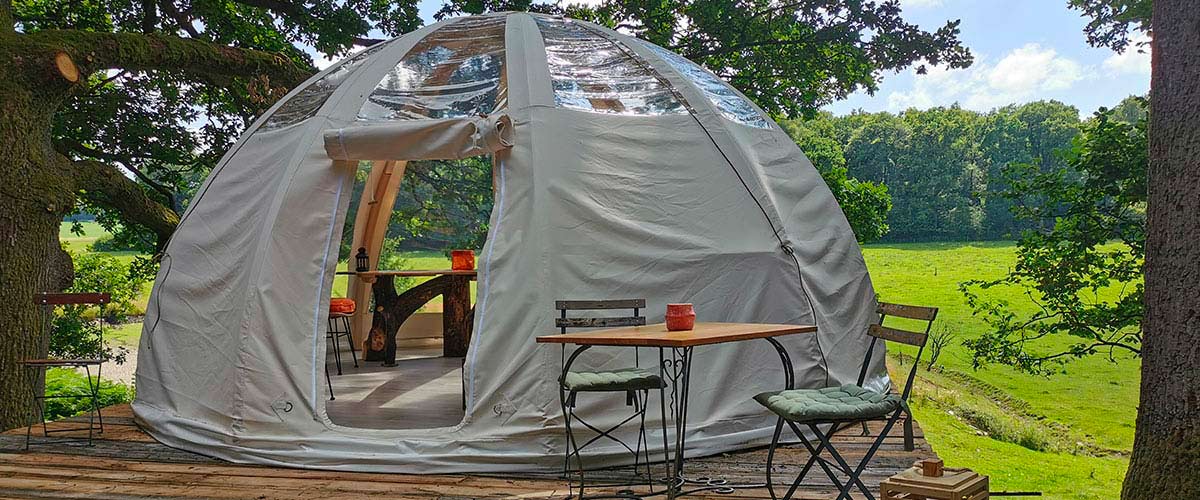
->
[329,298,356,314]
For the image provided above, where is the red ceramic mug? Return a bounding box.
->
[451,249,475,271]
[666,303,696,331]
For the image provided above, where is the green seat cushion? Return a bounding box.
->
[754,384,902,423]
[564,367,665,392]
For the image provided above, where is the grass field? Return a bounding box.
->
[60,226,1134,498]
[868,242,1134,499]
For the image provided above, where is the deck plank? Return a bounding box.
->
[0,404,936,499]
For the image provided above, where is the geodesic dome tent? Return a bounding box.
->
[133,11,883,472]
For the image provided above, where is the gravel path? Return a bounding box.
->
[99,348,137,385]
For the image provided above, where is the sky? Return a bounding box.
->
[827,0,1150,116]
[313,0,1150,118]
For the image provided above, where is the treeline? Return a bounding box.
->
[781,98,1143,242]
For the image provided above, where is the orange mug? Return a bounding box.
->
[666,303,696,331]
[451,249,475,271]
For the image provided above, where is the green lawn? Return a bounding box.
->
[62,222,1134,496]
[867,242,1134,498]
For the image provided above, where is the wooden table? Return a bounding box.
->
[537,322,817,498]
[340,269,477,363]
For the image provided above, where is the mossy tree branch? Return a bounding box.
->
[17,30,311,89]
[71,158,180,250]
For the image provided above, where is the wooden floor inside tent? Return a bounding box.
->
[0,403,937,499]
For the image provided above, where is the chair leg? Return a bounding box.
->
[561,390,587,498]
[903,414,915,451]
[635,389,654,491]
[808,414,903,500]
[341,316,358,368]
[777,420,847,500]
[326,365,335,401]
[328,318,343,376]
[24,367,39,450]
[83,365,98,446]
[765,417,785,500]
[92,363,105,434]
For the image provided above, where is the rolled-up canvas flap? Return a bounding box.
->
[324,114,514,161]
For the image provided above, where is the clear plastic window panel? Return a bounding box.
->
[636,40,771,129]
[358,16,507,121]
[534,16,685,116]
[261,41,392,130]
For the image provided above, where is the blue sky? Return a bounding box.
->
[825,0,1150,116]
[317,0,1149,117]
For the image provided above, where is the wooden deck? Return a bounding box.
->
[0,404,936,499]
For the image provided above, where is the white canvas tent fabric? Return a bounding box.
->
[134,11,884,473]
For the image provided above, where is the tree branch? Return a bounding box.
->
[57,138,176,205]
[232,0,305,19]
[71,158,180,249]
[157,0,199,38]
[20,30,311,88]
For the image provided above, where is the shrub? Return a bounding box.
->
[88,235,141,252]
[41,368,134,421]
[46,251,155,364]
[68,252,153,322]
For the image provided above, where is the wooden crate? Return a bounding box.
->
[881,464,989,500]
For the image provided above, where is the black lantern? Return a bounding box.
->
[355,247,369,273]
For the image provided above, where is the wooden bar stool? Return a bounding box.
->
[327,299,358,376]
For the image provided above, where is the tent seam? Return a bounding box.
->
[468,153,507,409]
[312,175,346,412]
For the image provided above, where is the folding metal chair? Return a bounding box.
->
[554,299,667,498]
[20,292,113,449]
[754,302,937,500]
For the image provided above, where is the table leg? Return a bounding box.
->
[658,338,799,498]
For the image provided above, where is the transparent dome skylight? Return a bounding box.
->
[535,16,686,116]
[358,15,507,121]
[262,41,393,130]
[635,39,771,129]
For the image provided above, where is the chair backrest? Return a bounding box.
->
[855,301,938,402]
[36,292,111,307]
[554,299,647,369]
[34,292,112,358]
[554,299,646,334]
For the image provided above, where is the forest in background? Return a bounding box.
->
[780,96,1146,243]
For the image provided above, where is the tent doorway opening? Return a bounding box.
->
[325,156,494,430]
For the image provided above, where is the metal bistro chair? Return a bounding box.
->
[755,302,937,500]
[20,292,113,449]
[556,299,667,497]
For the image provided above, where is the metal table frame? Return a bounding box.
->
[553,325,806,499]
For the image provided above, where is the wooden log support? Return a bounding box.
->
[364,274,474,365]
[442,275,472,358]
[347,161,406,346]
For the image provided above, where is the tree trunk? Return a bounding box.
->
[1122,2,1200,498]
[0,18,305,430]
[0,51,77,430]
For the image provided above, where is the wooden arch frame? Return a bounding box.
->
[345,160,406,345]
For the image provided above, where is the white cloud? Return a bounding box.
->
[1102,34,1152,76]
[885,43,1091,112]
